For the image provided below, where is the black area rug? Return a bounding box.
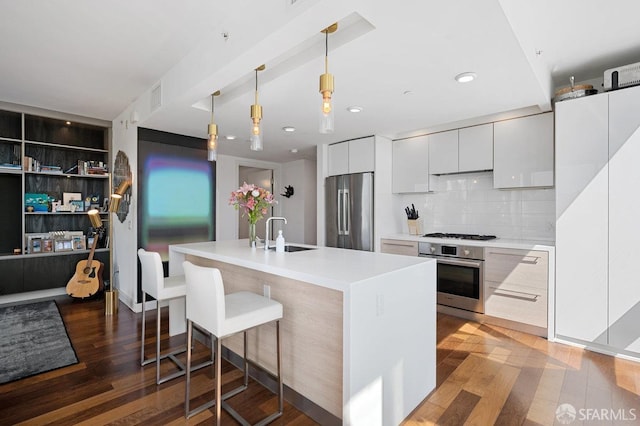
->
[0,300,78,384]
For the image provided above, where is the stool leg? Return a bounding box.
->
[277,320,283,413]
[215,336,222,426]
[156,299,161,384]
[243,331,249,387]
[140,292,147,365]
[184,319,193,416]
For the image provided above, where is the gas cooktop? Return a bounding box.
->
[422,233,497,241]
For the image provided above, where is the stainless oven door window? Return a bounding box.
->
[437,260,481,299]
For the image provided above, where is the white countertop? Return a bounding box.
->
[381,233,555,251]
[169,239,433,292]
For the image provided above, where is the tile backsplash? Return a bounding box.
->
[393,171,555,241]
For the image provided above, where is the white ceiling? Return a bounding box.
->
[1,0,640,162]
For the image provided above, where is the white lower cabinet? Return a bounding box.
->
[380,239,418,256]
[484,248,548,328]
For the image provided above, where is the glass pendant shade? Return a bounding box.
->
[250,121,263,151]
[207,92,220,162]
[319,89,334,133]
[207,123,218,161]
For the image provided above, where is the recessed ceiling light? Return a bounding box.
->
[455,72,476,83]
[65,121,71,125]
[290,148,298,153]
[347,106,363,113]
[282,126,296,132]
[225,135,236,140]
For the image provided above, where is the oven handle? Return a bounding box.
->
[419,255,483,269]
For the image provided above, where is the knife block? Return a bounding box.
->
[407,218,423,235]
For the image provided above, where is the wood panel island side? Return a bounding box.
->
[168,239,436,426]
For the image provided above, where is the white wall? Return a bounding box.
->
[393,171,555,241]
[216,154,282,241]
[110,113,139,310]
[280,159,317,245]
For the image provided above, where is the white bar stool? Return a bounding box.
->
[183,261,284,425]
[138,249,212,385]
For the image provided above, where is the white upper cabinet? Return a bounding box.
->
[428,124,493,175]
[392,136,430,193]
[327,137,374,176]
[327,142,349,176]
[493,112,554,188]
[428,130,458,175]
[459,123,493,172]
[348,136,375,174]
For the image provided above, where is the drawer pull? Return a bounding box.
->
[489,286,539,301]
[383,242,415,247]
[488,252,539,264]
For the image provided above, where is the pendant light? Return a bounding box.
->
[319,23,338,134]
[207,91,220,161]
[250,65,265,151]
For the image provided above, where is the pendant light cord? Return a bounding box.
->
[255,69,259,105]
[211,94,216,123]
[325,30,329,73]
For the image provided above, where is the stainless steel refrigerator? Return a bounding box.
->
[325,172,374,251]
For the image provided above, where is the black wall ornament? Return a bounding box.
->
[281,185,294,198]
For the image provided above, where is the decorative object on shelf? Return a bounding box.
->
[229,182,276,247]
[207,91,220,162]
[69,199,84,213]
[62,192,82,207]
[250,65,265,151]
[319,23,338,134]
[281,185,294,198]
[553,76,598,103]
[112,150,133,223]
[25,193,50,212]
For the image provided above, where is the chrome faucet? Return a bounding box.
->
[265,217,287,251]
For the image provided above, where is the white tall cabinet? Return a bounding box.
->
[555,85,640,355]
[608,87,640,353]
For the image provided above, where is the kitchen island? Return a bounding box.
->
[168,239,436,426]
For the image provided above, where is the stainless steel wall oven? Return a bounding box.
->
[419,242,485,313]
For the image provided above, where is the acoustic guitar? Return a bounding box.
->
[66,233,104,298]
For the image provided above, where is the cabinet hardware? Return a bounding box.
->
[488,251,539,264]
[490,286,539,301]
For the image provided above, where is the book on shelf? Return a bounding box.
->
[40,165,63,173]
[77,160,108,175]
[0,163,21,170]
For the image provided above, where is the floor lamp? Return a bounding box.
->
[88,178,132,315]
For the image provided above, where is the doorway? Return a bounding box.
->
[238,166,274,241]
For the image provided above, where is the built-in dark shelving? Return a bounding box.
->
[0,108,111,296]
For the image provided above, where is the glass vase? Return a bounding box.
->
[248,222,257,248]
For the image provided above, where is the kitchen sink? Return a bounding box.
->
[269,245,316,252]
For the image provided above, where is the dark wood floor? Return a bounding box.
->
[1,297,639,425]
